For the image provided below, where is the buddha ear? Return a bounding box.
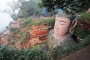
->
[69,20,77,33]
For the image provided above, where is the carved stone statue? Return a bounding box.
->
[47,11,78,50]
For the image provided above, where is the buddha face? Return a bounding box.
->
[54,17,70,36]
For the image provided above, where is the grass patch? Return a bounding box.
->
[20,17,55,29]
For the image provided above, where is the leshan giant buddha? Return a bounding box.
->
[46,11,78,50]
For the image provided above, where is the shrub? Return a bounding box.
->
[0,45,20,60]
[0,45,47,60]
[30,18,55,26]
[78,12,90,24]
[19,31,30,44]
[0,35,90,60]
[74,26,90,38]
[21,17,55,29]
[20,17,33,28]
[25,48,47,60]
[74,12,90,38]
[10,28,19,33]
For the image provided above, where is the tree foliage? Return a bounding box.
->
[0,1,19,20]
[1,0,43,20]
[18,0,43,17]
[40,0,90,14]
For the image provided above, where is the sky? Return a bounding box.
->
[0,0,15,32]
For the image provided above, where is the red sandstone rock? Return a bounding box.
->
[0,38,8,45]
[23,25,49,48]
[83,24,90,30]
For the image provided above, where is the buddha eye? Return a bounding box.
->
[59,20,66,23]
[60,24,64,25]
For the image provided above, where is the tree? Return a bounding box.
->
[0,0,43,20]
[0,0,20,20]
[40,0,90,14]
[17,0,43,17]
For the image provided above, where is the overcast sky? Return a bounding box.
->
[0,0,15,32]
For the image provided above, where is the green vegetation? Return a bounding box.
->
[74,27,90,39]
[78,12,90,24]
[20,18,55,29]
[1,0,43,20]
[19,31,30,44]
[30,18,55,26]
[74,12,90,38]
[17,0,42,17]
[40,0,90,14]
[20,17,33,28]
[10,28,19,33]
[0,44,47,60]
[0,35,90,60]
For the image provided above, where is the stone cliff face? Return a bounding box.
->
[23,25,49,48]
[0,17,55,50]
[0,24,51,50]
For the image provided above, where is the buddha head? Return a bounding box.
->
[54,11,77,39]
